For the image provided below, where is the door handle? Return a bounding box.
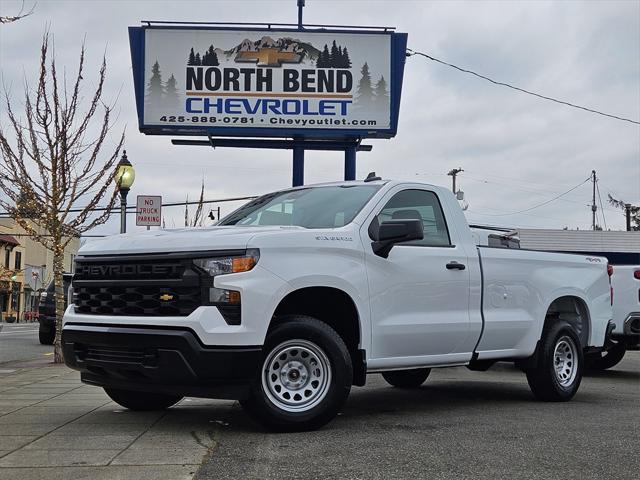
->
[446,262,466,270]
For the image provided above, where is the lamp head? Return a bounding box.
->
[116,150,135,191]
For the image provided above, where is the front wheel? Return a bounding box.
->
[104,388,182,411]
[382,368,431,388]
[586,339,626,370]
[526,322,583,401]
[241,315,352,432]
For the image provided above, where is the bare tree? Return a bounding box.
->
[608,194,639,230]
[184,180,206,227]
[0,32,125,362]
[0,1,36,24]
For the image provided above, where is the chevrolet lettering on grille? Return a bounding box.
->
[78,264,180,277]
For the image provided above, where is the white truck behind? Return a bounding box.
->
[516,228,640,369]
[62,178,613,431]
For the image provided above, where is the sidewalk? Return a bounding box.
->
[0,359,232,480]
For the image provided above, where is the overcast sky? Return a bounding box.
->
[1,0,638,236]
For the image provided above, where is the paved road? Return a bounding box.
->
[197,352,640,480]
[0,324,52,365]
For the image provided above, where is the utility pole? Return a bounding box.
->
[625,203,632,231]
[447,168,463,194]
[591,170,597,230]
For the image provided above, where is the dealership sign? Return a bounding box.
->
[129,26,407,139]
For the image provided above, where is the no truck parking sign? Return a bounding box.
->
[136,195,162,227]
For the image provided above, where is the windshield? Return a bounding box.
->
[219,185,381,229]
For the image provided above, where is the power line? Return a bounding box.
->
[478,177,592,216]
[0,195,257,218]
[406,48,640,125]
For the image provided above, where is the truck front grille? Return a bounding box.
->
[72,251,245,319]
[74,285,201,317]
[72,253,213,317]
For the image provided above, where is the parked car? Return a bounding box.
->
[62,178,613,431]
[38,274,73,345]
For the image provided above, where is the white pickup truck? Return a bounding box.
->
[62,178,613,431]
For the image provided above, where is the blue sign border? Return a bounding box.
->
[128,25,408,140]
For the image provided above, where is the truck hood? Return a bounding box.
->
[79,226,305,256]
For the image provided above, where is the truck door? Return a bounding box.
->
[362,188,472,363]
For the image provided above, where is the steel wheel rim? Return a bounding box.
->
[262,339,332,413]
[553,336,578,387]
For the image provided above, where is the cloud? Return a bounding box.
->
[0,0,637,235]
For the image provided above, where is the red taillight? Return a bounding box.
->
[634,270,640,280]
[607,265,614,277]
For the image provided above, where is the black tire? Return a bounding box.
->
[104,388,182,411]
[241,315,352,432]
[38,325,55,345]
[526,321,583,402]
[382,368,431,388]
[586,340,626,370]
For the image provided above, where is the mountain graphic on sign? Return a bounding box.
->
[219,36,321,65]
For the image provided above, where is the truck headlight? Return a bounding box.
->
[193,249,259,277]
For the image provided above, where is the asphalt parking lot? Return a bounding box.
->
[1,325,638,479]
[197,352,639,480]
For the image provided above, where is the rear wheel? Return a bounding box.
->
[586,339,626,370]
[38,325,55,345]
[382,368,431,388]
[241,315,352,432]
[104,388,182,411]
[526,322,583,401]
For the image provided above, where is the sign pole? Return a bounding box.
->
[344,145,356,181]
[297,0,305,30]
[292,0,306,186]
[292,146,305,186]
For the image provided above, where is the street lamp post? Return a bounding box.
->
[115,150,135,234]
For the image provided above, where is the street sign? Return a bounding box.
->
[128,26,408,139]
[136,195,162,226]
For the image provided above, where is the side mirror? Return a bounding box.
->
[371,219,423,258]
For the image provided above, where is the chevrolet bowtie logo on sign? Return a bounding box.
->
[235,48,302,67]
[159,293,174,302]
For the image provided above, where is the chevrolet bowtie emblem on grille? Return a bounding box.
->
[159,293,174,302]
[235,48,302,67]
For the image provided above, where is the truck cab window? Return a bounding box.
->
[377,189,451,247]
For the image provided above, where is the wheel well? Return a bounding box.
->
[271,287,365,385]
[545,296,590,347]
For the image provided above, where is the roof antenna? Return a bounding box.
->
[364,172,381,182]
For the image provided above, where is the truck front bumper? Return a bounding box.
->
[62,323,262,400]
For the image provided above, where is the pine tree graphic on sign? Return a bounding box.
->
[342,47,352,68]
[188,48,197,65]
[329,40,340,67]
[355,62,374,109]
[202,45,220,66]
[374,75,389,107]
[316,44,330,68]
[164,74,180,108]
[146,60,164,106]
